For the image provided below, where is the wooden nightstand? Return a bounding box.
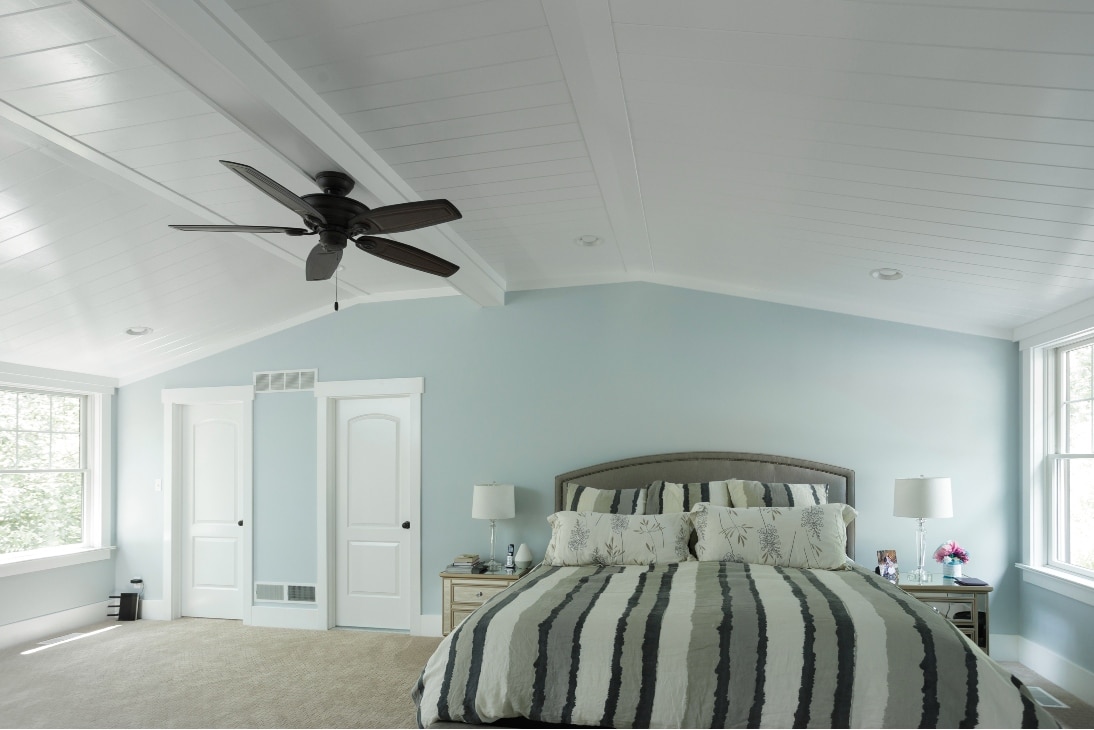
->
[896,573,993,654]
[441,568,530,636]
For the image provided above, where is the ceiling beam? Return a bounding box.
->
[542,0,655,277]
[79,0,506,307]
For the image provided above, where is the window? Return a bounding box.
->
[0,387,88,556]
[1050,339,1094,578]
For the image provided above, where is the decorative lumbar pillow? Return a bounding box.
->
[562,483,647,514]
[543,511,693,566]
[690,502,856,570]
[728,479,829,508]
[645,480,731,514]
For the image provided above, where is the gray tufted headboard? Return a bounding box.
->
[554,451,856,559]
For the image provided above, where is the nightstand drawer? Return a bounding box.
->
[452,582,507,604]
[451,608,477,628]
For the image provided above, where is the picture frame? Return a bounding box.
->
[877,549,898,582]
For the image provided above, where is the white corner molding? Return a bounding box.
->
[1018,636,1094,703]
[1017,563,1094,607]
[0,601,111,652]
[138,599,169,621]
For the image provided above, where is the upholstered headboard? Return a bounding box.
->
[554,451,856,559]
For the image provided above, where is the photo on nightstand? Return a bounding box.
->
[876,549,898,583]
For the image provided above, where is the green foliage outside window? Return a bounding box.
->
[0,390,85,555]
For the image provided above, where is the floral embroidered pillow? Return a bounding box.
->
[690,502,856,570]
[543,511,693,566]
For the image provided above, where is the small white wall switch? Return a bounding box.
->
[154,479,161,492]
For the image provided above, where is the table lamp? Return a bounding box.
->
[893,476,953,582]
[472,483,515,572]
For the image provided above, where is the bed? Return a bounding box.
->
[414,452,1057,728]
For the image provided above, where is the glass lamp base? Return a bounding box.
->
[906,568,931,583]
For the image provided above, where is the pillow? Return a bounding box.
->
[543,511,693,566]
[646,480,731,513]
[690,502,856,570]
[728,479,829,508]
[562,483,647,514]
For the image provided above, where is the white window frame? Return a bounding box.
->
[1020,331,1094,606]
[0,363,115,578]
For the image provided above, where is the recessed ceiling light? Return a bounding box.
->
[125,326,153,336]
[870,268,903,281]
[575,234,601,247]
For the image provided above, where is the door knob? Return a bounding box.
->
[238,520,243,526]
[401,521,410,529]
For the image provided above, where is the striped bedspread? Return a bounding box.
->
[414,561,1058,728]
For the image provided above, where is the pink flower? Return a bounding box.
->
[933,540,970,564]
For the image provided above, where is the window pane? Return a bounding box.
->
[1067,401,1093,453]
[16,392,50,431]
[1065,459,1094,570]
[16,431,49,469]
[0,431,13,468]
[0,472,84,554]
[0,391,14,430]
[51,396,81,434]
[50,433,80,469]
[1069,345,1094,401]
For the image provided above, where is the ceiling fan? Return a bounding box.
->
[169,160,461,281]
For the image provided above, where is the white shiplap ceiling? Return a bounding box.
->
[0,0,1092,380]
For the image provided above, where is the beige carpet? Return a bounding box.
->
[0,618,442,728]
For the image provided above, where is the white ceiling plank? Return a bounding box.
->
[0,2,109,57]
[0,36,149,92]
[362,104,578,151]
[81,0,504,306]
[542,0,654,276]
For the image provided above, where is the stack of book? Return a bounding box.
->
[445,553,486,573]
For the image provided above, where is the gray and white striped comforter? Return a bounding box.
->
[414,561,1058,728]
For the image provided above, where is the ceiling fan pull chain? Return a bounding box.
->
[334,271,340,312]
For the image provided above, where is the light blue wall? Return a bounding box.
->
[1020,583,1094,672]
[0,559,115,627]
[113,282,1020,631]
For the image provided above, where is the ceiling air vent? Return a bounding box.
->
[254,369,317,393]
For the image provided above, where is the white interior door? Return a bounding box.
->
[181,401,245,619]
[335,395,417,629]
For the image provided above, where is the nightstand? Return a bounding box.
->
[441,567,529,636]
[896,573,993,654]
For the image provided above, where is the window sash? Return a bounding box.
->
[1046,454,1094,581]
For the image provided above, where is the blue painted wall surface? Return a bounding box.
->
[0,559,115,627]
[113,283,1020,632]
[1020,582,1094,673]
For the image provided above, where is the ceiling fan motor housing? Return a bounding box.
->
[303,190,373,248]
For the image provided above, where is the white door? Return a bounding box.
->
[335,396,417,629]
[180,402,245,619]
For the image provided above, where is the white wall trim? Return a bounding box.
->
[139,599,169,621]
[249,605,323,630]
[1018,636,1094,703]
[161,386,254,623]
[0,361,117,394]
[1018,563,1094,607]
[418,614,442,638]
[990,634,1019,662]
[316,378,423,632]
[0,546,114,579]
[0,601,110,652]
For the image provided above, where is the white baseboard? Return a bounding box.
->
[990,633,1019,662]
[249,604,323,630]
[417,614,441,637]
[0,601,110,652]
[1018,637,1094,704]
[138,599,170,620]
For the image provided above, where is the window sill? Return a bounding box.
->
[0,546,115,578]
[1016,563,1094,607]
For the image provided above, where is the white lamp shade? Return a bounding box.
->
[472,483,515,520]
[893,477,953,518]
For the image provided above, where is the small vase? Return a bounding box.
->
[515,543,533,570]
[942,558,962,579]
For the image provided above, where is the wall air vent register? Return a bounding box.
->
[253,369,317,393]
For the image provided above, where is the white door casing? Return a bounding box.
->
[317,378,422,632]
[162,386,253,623]
[180,402,245,619]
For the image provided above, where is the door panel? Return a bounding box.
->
[335,396,414,629]
[181,402,245,619]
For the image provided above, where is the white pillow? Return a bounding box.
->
[543,511,693,566]
[690,502,856,570]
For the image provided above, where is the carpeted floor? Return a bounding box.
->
[0,618,442,728]
[2,619,1091,728]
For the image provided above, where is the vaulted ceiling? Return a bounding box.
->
[0,0,1090,381]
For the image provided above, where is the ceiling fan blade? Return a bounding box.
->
[220,160,327,224]
[350,199,461,235]
[306,243,343,281]
[355,236,459,278]
[169,224,309,235]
